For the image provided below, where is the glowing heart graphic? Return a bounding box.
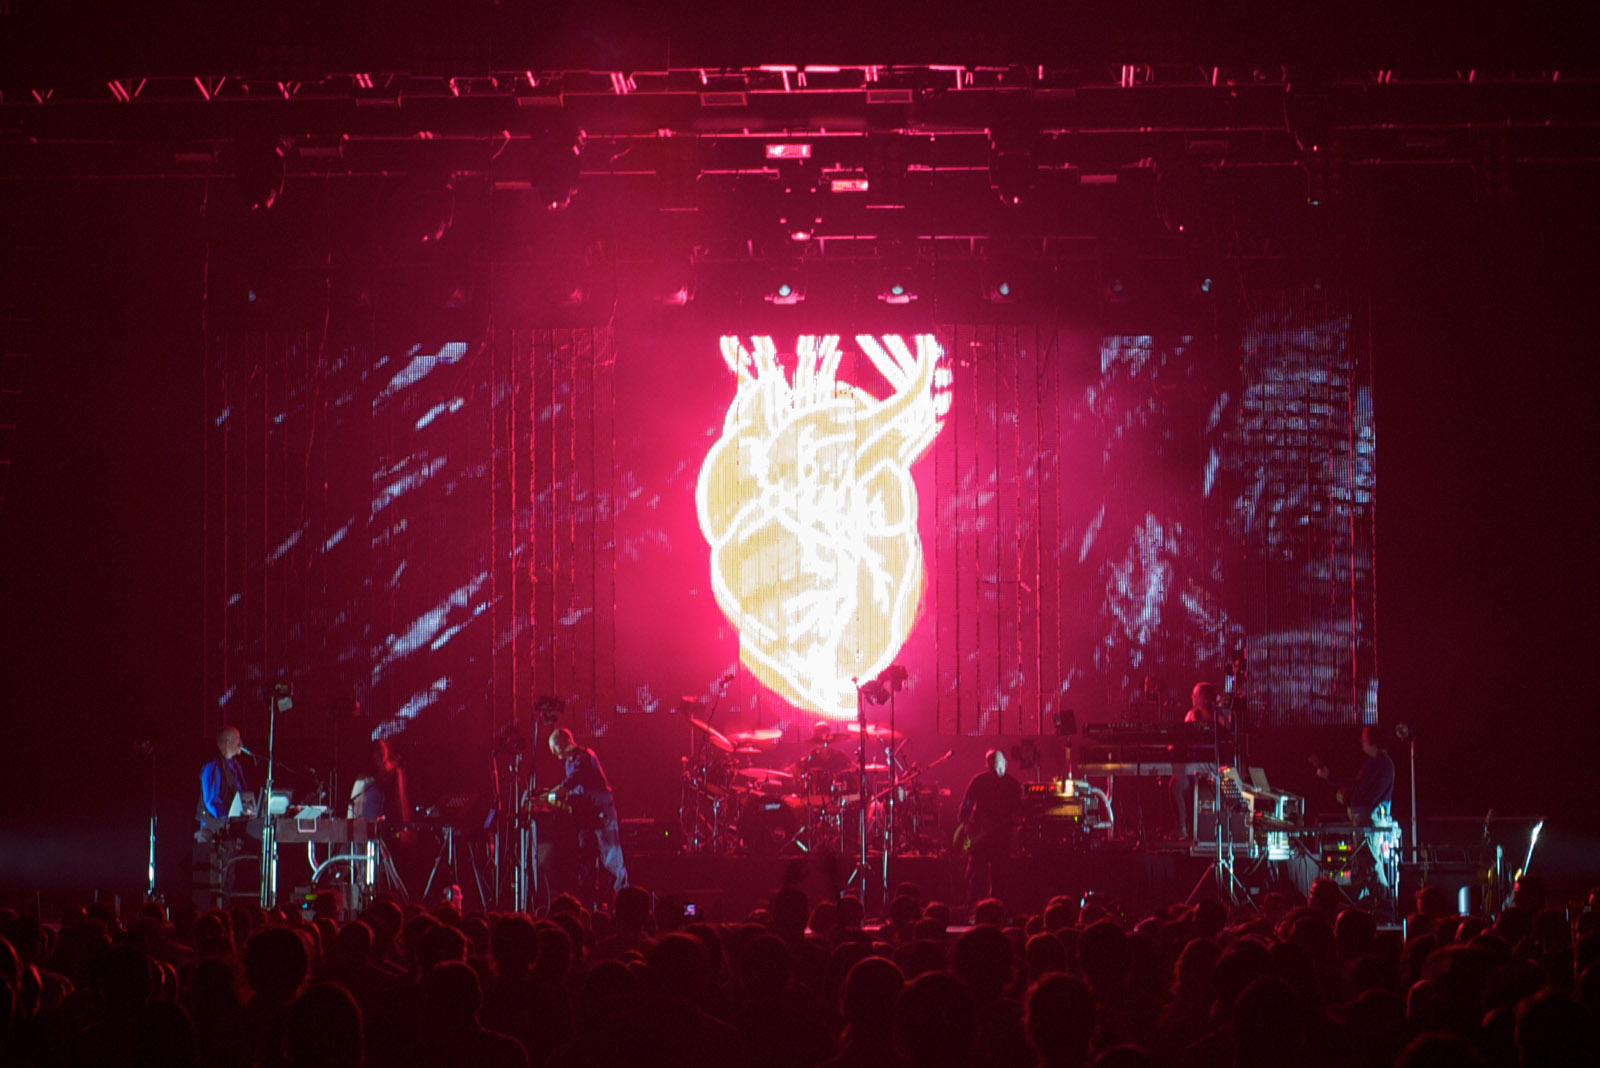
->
[696,334,949,718]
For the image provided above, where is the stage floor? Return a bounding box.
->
[625,845,1220,923]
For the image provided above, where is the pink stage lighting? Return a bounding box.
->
[696,334,949,719]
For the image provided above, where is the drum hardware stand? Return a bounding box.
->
[260,679,293,908]
[842,680,870,903]
[873,666,908,885]
[423,823,490,908]
[678,674,734,854]
[844,673,897,911]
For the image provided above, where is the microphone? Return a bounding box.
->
[238,745,260,759]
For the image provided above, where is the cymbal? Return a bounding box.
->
[819,721,903,741]
[736,767,793,783]
[690,716,734,753]
[728,728,782,748]
[732,744,764,756]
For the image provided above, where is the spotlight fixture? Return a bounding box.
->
[779,184,822,243]
[864,132,908,208]
[657,134,701,212]
[767,279,805,306]
[534,128,585,212]
[235,137,287,212]
[1154,157,1210,235]
[876,243,920,305]
[988,134,1037,207]
[764,262,807,306]
[382,168,456,248]
[980,259,1021,303]
[650,252,697,307]
[1303,139,1345,208]
[1473,131,1513,206]
[880,282,914,305]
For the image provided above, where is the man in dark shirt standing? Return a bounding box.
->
[1317,724,1398,913]
[957,749,1022,906]
[1317,725,1395,826]
[547,727,629,905]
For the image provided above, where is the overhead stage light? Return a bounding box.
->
[235,137,287,212]
[764,260,807,305]
[1303,140,1345,209]
[989,134,1037,207]
[865,133,908,208]
[767,278,805,306]
[779,185,822,242]
[981,260,1020,303]
[650,252,696,307]
[534,127,585,212]
[877,243,921,305]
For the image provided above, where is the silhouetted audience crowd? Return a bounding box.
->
[1,874,1596,1067]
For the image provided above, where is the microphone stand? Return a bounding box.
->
[1395,723,1419,865]
[259,687,289,909]
[1208,701,1247,907]
[872,666,908,902]
[141,742,159,903]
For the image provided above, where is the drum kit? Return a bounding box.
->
[679,716,936,857]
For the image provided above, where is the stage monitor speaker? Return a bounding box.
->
[1399,861,1489,916]
[620,818,679,856]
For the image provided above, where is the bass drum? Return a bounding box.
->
[739,793,805,855]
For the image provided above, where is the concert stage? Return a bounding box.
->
[2,14,1599,913]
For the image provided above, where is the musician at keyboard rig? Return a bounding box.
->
[547,727,630,906]
[194,725,255,906]
[348,739,411,823]
[1170,682,1230,840]
[197,725,253,834]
